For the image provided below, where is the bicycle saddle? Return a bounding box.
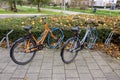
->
[85,18,95,24]
[24,26,32,31]
[71,27,79,31]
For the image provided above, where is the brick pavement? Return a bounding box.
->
[0,48,120,80]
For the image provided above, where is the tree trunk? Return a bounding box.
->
[13,1,17,12]
[37,3,41,12]
[10,2,14,11]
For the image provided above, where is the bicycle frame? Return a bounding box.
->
[80,27,91,45]
[72,26,97,52]
[25,23,57,53]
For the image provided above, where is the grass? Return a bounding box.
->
[0,6,63,15]
[43,6,120,16]
[67,8,120,16]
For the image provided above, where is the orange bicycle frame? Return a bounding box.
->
[25,23,57,52]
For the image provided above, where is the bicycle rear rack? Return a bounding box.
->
[105,31,114,48]
[0,29,14,48]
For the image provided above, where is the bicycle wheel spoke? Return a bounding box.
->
[61,37,78,64]
[10,38,36,65]
[48,28,64,48]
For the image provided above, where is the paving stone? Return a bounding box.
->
[53,60,64,66]
[54,56,62,61]
[41,63,52,70]
[0,63,8,69]
[0,69,2,73]
[43,57,53,63]
[66,70,79,78]
[115,70,120,77]
[91,51,101,55]
[12,70,27,78]
[82,51,92,58]
[26,74,39,80]
[34,53,44,60]
[94,78,107,80]
[90,70,105,78]
[10,78,24,80]
[75,60,87,66]
[105,72,120,80]
[66,78,80,80]
[87,62,100,70]
[27,66,41,73]
[17,64,30,70]
[77,66,90,74]
[0,48,120,80]
[7,61,18,66]
[109,62,120,70]
[96,60,108,66]
[85,57,95,63]
[39,77,51,80]
[75,54,83,60]
[0,74,12,80]
[53,66,64,74]
[30,60,42,66]
[92,55,103,60]
[3,65,17,73]
[100,65,113,73]
[52,74,65,80]
[79,73,93,80]
[65,63,76,70]
[39,70,52,78]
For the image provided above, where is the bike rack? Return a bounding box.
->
[0,29,14,48]
[105,31,114,48]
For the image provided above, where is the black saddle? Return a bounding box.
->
[24,26,32,31]
[71,27,79,32]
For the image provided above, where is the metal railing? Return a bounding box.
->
[0,29,14,48]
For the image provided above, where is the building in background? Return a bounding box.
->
[93,0,117,7]
[51,0,119,7]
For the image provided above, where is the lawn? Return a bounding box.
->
[0,6,63,15]
[44,6,120,16]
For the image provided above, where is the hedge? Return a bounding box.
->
[0,14,120,46]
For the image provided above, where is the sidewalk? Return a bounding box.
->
[0,8,85,19]
[0,14,45,19]
[0,48,120,80]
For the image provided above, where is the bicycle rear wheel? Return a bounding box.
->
[47,28,64,48]
[10,38,36,65]
[86,28,98,49]
[61,37,78,64]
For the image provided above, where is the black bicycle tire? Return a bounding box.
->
[47,28,64,49]
[10,37,36,65]
[61,37,78,64]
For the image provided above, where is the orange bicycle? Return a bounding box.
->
[10,17,64,65]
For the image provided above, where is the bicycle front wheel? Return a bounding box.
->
[47,28,64,48]
[86,28,98,49]
[61,37,78,64]
[10,38,36,65]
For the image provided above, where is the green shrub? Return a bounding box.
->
[0,15,120,46]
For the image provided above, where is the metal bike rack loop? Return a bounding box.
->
[0,29,14,48]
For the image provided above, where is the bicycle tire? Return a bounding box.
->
[86,28,98,49]
[47,28,64,48]
[10,37,36,65]
[61,37,78,64]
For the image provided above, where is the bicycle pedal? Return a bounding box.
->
[38,44,44,50]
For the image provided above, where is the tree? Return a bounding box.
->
[2,0,23,12]
[33,0,51,12]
